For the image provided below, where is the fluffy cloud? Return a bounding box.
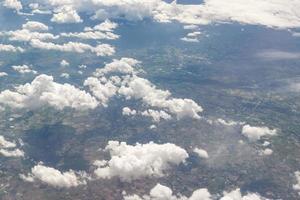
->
[30,39,115,56]
[193,147,209,159]
[85,58,203,120]
[0,136,24,158]
[124,183,212,200]
[0,136,16,148]
[42,0,300,29]
[0,29,59,42]
[60,59,70,67]
[22,21,49,32]
[242,125,277,142]
[0,44,24,52]
[3,0,22,11]
[122,107,137,116]
[93,58,140,76]
[12,65,37,74]
[294,171,300,195]
[141,109,171,122]
[61,30,118,40]
[22,164,86,188]
[0,149,24,157]
[51,6,83,24]
[0,74,98,110]
[0,72,8,77]
[220,188,263,200]
[60,73,70,79]
[94,141,188,181]
[118,76,203,119]
[91,19,118,32]
[84,77,118,107]
[61,19,119,40]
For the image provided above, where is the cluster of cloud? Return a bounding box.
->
[94,141,188,181]
[0,74,98,110]
[3,0,300,29]
[3,0,22,12]
[124,183,211,200]
[30,0,300,29]
[12,65,37,74]
[0,20,57,43]
[85,58,203,121]
[0,136,24,157]
[20,163,87,188]
[60,19,119,40]
[30,39,115,56]
[0,44,24,52]
[124,184,264,200]
[242,124,277,142]
[0,19,116,56]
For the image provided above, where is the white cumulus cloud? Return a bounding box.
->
[22,164,86,188]
[124,183,212,200]
[0,74,98,110]
[94,141,188,181]
[242,125,277,142]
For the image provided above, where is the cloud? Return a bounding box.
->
[22,21,49,32]
[60,59,70,67]
[60,30,119,40]
[0,149,24,157]
[118,76,203,119]
[257,50,300,60]
[193,147,209,159]
[0,135,24,158]
[85,58,203,120]
[60,73,70,79]
[220,188,264,200]
[0,44,24,52]
[93,58,140,76]
[294,171,300,195]
[94,141,188,181]
[0,29,59,42]
[181,37,199,43]
[84,77,118,107]
[0,72,8,77]
[91,19,118,32]
[51,6,83,24]
[124,183,212,200]
[61,19,119,40]
[41,0,300,29]
[3,0,22,12]
[242,125,277,142]
[141,109,171,122]
[122,107,137,116]
[30,39,115,56]
[0,135,16,148]
[12,65,37,74]
[181,31,201,43]
[22,164,86,188]
[0,74,98,110]
[259,148,273,156]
